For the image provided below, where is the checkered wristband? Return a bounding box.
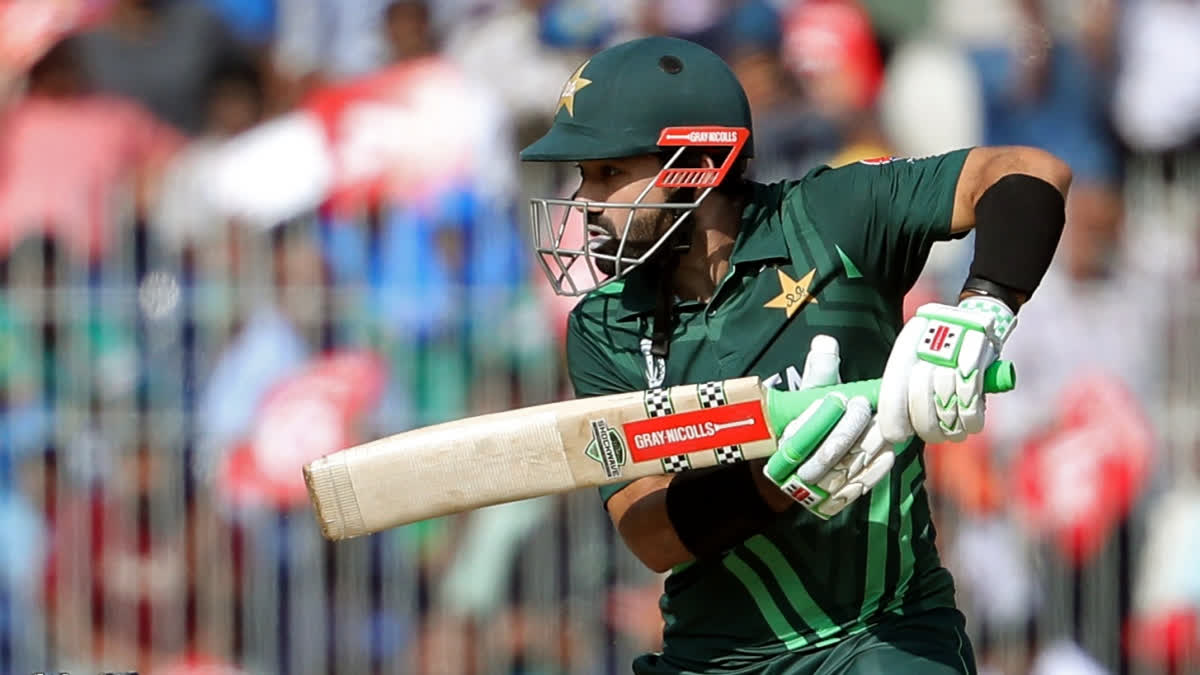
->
[958,295,1017,347]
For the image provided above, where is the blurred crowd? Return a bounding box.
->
[0,0,1198,674]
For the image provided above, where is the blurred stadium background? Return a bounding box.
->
[0,0,1197,673]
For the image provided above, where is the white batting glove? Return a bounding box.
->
[877,297,1017,445]
[763,336,893,519]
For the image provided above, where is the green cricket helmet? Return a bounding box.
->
[521,36,753,297]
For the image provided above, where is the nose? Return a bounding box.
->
[570,190,605,225]
[571,185,607,212]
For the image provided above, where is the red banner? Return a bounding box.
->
[219,350,387,509]
[1013,374,1154,565]
[200,57,499,225]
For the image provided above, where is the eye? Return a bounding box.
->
[601,165,622,179]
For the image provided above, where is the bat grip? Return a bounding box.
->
[764,360,1016,439]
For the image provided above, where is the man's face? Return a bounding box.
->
[573,154,682,275]
[386,2,433,62]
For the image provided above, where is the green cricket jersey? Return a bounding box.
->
[566,150,973,672]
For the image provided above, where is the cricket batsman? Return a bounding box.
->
[520,36,1071,674]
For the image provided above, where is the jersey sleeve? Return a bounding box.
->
[797,149,972,293]
[564,307,642,507]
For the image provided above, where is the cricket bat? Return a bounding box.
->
[305,362,1015,540]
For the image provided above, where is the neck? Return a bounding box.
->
[670,190,743,302]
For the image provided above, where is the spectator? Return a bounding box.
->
[936,0,1126,267]
[194,222,325,484]
[44,419,240,674]
[442,0,582,139]
[781,0,891,167]
[0,236,139,453]
[384,0,438,62]
[189,221,336,672]
[76,0,248,134]
[724,0,842,183]
[151,58,267,258]
[1111,0,1200,154]
[273,0,391,85]
[0,38,184,264]
[637,0,732,54]
[200,0,277,50]
[318,0,542,425]
[0,250,50,670]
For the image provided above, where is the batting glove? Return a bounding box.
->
[763,336,893,519]
[877,297,1017,445]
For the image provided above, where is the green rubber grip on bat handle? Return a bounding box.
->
[762,360,1015,484]
[763,359,1016,440]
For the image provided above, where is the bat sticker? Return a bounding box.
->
[585,419,627,478]
[623,401,771,462]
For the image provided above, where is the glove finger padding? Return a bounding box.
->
[799,334,842,389]
[793,396,873,483]
[904,359,938,444]
[932,363,963,440]
[878,318,922,443]
[816,450,896,518]
[957,339,995,436]
[846,423,887,477]
[769,395,879,517]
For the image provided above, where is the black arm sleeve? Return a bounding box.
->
[963,173,1067,306]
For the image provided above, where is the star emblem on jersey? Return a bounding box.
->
[764,268,818,318]
[556,61,592,117]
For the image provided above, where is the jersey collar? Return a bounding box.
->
[614,181,791,322]
[728,180,791,266]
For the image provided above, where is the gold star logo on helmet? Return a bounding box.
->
[556,61,592,117]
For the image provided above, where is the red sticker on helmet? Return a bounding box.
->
[654,126,750,188]
[623,401,771,462]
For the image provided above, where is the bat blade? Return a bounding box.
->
[304,377,776,540]
[304,361,1016,541]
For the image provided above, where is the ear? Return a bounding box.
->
[699,153,718,169]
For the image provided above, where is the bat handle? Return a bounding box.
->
[764,360,1016,439]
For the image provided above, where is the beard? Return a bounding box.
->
[588,189,694,277]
